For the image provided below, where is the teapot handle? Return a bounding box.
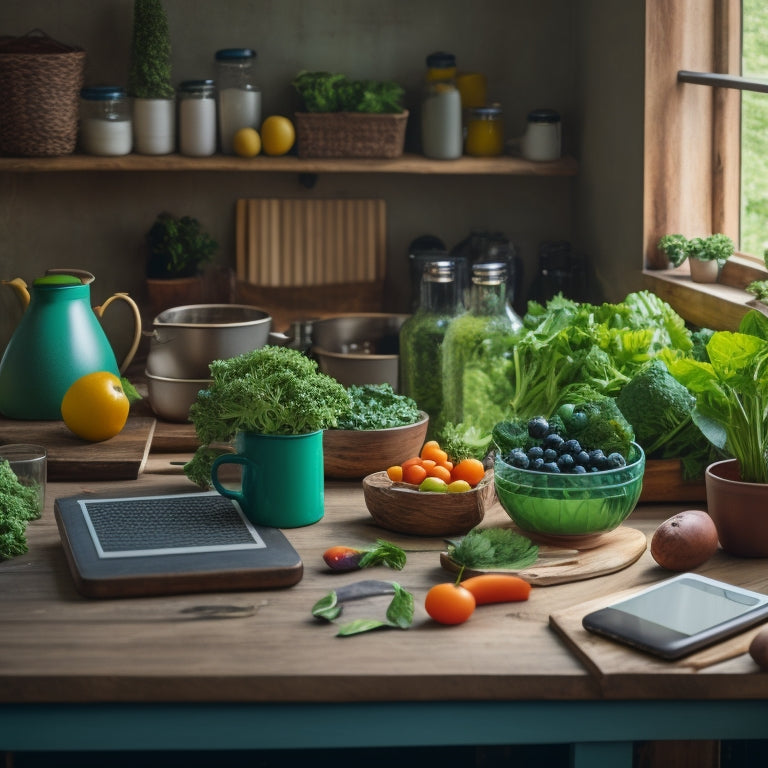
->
[93,293,143,374]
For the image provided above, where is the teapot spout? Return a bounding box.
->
[2,278,30,310]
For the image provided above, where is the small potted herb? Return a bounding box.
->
[657,233,734,283]
[144,212,218,315]
[128,0,175,154]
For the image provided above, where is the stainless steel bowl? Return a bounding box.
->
[146,304,272,379]
[145,370,211,423]
[311,313,409,390]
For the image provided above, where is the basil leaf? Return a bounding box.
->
[336,619,388,636]
[311,591,342,621]
[386,583,414,629]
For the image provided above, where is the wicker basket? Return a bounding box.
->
[0,31,86,157]
[295,110,408,159]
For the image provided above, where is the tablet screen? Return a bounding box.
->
[615,577,761,636]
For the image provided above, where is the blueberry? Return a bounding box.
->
[509,449,530,469]
[606,452,627,468]
[562,439,582,455]
[528,417,549,439]
[542,433,564,451]
[542,461,561,473]
[575,450,591,466]
[530,457,545,471]
[527,445,544,461]
[572,464,587,474]
[543,448,559,463]
[557,453,575,472]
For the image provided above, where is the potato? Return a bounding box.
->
[650,509,719,571]
[749,626,768,670]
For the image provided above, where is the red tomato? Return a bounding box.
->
[424,582,476,625]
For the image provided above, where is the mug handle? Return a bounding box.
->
[211,453,250,508]
[93,293,143,374]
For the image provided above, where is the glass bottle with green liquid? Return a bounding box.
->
[441,262,522,436]
[399,259,463,438]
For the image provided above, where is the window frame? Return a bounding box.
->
[643,0,767,330]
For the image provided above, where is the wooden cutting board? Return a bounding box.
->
[0,416,156,480]
[440,525,648,586]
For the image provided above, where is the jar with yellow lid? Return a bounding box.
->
[465,104,504,157]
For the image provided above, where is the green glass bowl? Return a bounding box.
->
[494,443,645,544]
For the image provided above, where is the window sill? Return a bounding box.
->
[643,268,764,331]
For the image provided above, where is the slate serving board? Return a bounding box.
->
[0,415,156,480]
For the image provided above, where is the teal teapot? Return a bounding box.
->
[0,269,142,420]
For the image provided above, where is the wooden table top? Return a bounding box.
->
[1,449,767,707]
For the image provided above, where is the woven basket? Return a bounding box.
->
[295,110,408,159]
[0,31,86,157]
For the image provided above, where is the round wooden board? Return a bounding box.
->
[440,525,648,586]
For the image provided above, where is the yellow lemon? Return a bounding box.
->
[233,127,261,157]
[260,115,296,156]
[61,371,130,442]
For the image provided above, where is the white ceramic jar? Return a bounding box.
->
[520,108,561,162]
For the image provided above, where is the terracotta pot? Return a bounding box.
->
[705,458,768,557]
[689,258,719,283]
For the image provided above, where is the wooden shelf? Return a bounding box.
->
[0,152,578,176]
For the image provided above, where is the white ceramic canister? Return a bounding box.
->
[520,108,561,162]
[178,80,217,157]
[215,48,261,154]
[79,86,132,156]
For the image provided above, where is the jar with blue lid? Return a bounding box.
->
[215,48,261,154]
[178,79,217,157]
[79,86,132,156]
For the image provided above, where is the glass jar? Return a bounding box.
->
[79,86,132,156]
[399,260,463,438]
[421,51,463,160]
[441,262,521,434]
[465,104,504,157]
[215,48,261,154]
[520,108,561,161]
[178,80,217,157]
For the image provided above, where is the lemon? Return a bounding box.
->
[61,371,130,442]
[260,115,296,156]
[233,127,261,157]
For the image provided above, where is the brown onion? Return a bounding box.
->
[749,627,768,670]
[650,509,719,571]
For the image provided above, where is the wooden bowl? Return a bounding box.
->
[323,412,429,479]
[362,469,496,536]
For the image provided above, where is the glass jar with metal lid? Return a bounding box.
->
[441,262,522,434]
[215,48,261,154]
[465,104,504,157]
[399,259,463,438]
[79,86,132,156]
[178,79,217,157]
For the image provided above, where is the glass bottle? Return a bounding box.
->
[421,51,463,160]
[465,104,504,157]
[178,80,217,157]
[441,262,521,435]
[215,48,261,154]
[399,259,463,438]
[79,86,132,156]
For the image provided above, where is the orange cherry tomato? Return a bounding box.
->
[386,465,403,482]
[451,458,486,488]
[401,456,423,469]
[421,441,449,465]
[421,459,437,472]
[461,574,532,605]
[426,464,452,484]
[425,582,476,625]
[402,463,428,485]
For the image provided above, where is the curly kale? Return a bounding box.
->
[334,384,421,430]
[0,460,41,560]
[184,346,351,488]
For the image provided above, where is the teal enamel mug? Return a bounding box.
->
[211,430,324,528]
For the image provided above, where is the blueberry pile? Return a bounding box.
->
[501,417,627,474]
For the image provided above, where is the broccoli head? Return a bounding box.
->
[615,359,695,456]
[0,460,41,560]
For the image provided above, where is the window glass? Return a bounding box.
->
[741,0,768,257]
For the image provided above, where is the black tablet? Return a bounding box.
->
[582,573,768,660]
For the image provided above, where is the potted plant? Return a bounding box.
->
[144,212,218,315]
[657,233,734,283]
[666,310,768,556]
[128,0,175,155]
[183,346,351,527]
